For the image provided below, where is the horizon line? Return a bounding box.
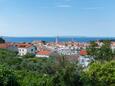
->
[1,35,115,38]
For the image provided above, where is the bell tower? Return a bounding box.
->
[55,36,59,44]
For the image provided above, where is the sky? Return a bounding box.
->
[0,0,115,37]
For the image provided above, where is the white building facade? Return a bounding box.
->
[16,44,36,56]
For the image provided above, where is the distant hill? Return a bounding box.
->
[0,38,5,43]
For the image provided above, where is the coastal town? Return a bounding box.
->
[0,0,115,85]
[0,37,115,67]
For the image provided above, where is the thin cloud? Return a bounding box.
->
[65,0,71,1]
[57,5,71,8]
[83,7,104,10]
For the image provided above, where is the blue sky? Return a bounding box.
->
[0,0,115,37]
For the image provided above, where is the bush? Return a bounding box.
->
[23,53,35,58]
[0,64,19,86]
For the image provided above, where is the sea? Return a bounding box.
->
[2,37,115,43]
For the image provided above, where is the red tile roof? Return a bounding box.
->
[36,50,51,55]
[0,43,12,49]
[16,43,33,48]
[80,50,88,56]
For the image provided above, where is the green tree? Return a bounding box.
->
[0,49,17,58]
[87,41,98,56]
[52,63,83,86]
[0,65,19,86]
[87,40,114,61]
[0,38,5,43]
[82,61,115,86]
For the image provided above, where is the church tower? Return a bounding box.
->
[55,36,59,44]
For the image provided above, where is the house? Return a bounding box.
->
[56,46,79,55]
[36,50,51,58]
[16,43,36,56]
[79,56,92,67]
[111,42,115,51]
[78,50,93,67]
[0,43,18,52]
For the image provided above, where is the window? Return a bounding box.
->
[31,49,34,51]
